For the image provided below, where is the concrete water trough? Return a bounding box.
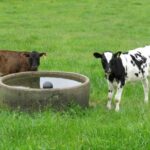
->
[0,71,90,111]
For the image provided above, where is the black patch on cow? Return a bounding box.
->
[130,53,147,75]
[101,55,108,72]
[131,60,135,66]
[108,90,112,93]
[125,66,128,78]
[123,52,129,54]
[108,74,115,82]
[135,73,139,77]
[109,56,126,88]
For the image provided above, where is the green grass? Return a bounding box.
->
[0,0,150,149]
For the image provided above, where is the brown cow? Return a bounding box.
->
[0,50,46,76]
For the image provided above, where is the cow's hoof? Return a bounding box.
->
[144,100,148,104]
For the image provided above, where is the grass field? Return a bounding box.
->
[0,0,150,149]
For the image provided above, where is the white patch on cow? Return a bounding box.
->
[104,52,113,63]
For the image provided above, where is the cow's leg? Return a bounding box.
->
[114,82,124,112]
[107,81,115,110]
[142,78,149,103]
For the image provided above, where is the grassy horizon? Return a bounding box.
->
[0,0,150,149]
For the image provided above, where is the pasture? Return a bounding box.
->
[0,0,150,149]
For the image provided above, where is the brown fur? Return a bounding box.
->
[0,50,33,76]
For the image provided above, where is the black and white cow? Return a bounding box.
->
[93,46,150,111]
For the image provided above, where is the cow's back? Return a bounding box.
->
[121,46,150,81]
[0,50,29,76]
[128,46,150,58]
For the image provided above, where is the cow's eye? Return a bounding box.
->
[102,58,106,63]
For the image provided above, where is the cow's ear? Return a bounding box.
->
[39,53,46,57]
[23,52,30,57]
[93,52,102,58]
[114,51,122,58]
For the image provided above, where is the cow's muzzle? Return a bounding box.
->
[31,66,38,71]
[105,68,111,74]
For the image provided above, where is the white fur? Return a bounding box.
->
[104,52,113,63]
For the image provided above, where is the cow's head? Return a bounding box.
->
[110,51,122,69]
[109,51,123,76]
[23,51,46,71]
[93,51,113,74]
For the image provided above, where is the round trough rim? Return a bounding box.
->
[0,71,90,92]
